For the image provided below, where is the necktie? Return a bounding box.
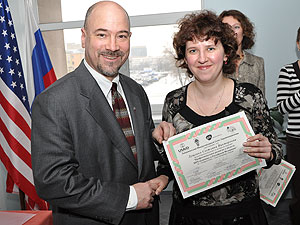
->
[111,82,137,161]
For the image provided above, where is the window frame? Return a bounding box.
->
[37,5,202,123]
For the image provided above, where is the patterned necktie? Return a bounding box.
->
[111,82,137,161]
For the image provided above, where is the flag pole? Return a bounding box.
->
[19,189,26,209]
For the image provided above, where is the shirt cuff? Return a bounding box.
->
[126,186,138,211]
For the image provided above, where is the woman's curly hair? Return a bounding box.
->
[219,9,255,50]
[173,10,238,77]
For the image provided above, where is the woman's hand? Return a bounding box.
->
[152,121,176,144]
[148,175,169,195]
[243,134,273,161]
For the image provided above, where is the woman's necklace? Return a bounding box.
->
[193,83,225,116]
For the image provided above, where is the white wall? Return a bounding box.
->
[203,0,300,107]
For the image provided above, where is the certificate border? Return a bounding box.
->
[165,113,263,195]
[259,161,295,205]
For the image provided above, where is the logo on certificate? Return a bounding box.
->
[205,134,212,141]
[226,126,236,132]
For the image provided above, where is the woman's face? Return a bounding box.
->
[222,16,243,48]
[185,37,227,83]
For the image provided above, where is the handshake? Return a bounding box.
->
[133,175,169,210]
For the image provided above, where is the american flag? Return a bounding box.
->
[0,0,55,210]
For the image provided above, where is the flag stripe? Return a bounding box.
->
[43,68,56,89]
[0,78,31,127]
[33,30,53,74]
[0,118,32,167]
[6,174,19,193]
[0,91,31,139]
[0,118,31,168]
[32,48,45,95]
[30,17,56,97]
[0,131,33,182]
[0,143,46,208]
[0,104,31,154]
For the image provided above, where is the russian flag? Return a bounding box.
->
[24,0,56,106]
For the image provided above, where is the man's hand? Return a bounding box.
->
[152,121,176,144]
[148,175,169,195]
[133,182,157,210]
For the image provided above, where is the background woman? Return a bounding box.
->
[276,27,300,225]
[157,10,282,225]
[219,9,265,95]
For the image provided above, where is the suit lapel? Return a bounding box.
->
[76,62,138,169]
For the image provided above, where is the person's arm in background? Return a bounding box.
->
[277,64,300,114]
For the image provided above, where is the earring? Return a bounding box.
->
[224,60,228,65]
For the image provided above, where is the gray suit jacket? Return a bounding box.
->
[227,51,265,96]
[31,61,159,225]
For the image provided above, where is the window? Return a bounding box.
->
[129,25,191,106]
[37,0,201,122]
[60,0,202,21]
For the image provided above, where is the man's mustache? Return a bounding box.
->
[99,50,125,57]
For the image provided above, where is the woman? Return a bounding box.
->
[276,27,300,225]
[156,10,282,225]
[219,10,265,95]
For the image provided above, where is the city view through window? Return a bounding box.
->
[64,25,192,106]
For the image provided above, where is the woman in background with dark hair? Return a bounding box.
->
[156,10,282,225]
[219,10,265,95]
[276,27,300,225]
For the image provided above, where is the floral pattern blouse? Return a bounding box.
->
[157,80,282,207]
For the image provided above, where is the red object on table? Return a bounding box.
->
[2,210,52,225]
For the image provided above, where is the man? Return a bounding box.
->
[31,1,173,225]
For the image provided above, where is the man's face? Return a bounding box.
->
[81,4,131,80]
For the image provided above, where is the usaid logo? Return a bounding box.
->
[178,143,189,152]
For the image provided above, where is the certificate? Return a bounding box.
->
[163,111,266,199]
[258,159,296,207]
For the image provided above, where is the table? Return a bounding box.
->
[0,210,52,225]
